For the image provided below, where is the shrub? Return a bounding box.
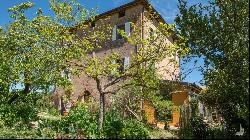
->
[189,115,208,138]
[206,126,227,139]
[38,103,99,139]
[0,96,38,127]
[179,115,209,139]
[103,110,124,138]
[120,119,149,139]
[102,109,149,139]
[0,126,39,139]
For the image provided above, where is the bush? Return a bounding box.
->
[189,115,208,138]
[38,103,149,139]
[0,95,150,139]
[179,115,209,139]
[0,96,38,127]
[103,110,124,138]
[120,119,149,139]
[38,103,99,139]
[206,126,227,139]
[0,126,39,139]
[179,115,231,139]
[103,110,149,139]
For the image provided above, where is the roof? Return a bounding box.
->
[95,0,166,23]
[162,80,203,92]
[72,0,167,30]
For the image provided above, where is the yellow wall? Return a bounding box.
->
[143,100,156,124]
[143,91,190,127]
[169,92,188,127]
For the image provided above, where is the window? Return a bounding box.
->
[84,90,92,103]
[112,22,131,41]
[61,69,72,81]
[124,57,130,69]
[111,57,129,74]
[117,58,125,73]
[117,24,125,39]
[149,27,157,40]
[150,28,154,38]
[91,22,95,28]
[118,11,125,18]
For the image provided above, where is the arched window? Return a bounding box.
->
[84,90,92,103]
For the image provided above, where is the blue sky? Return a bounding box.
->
[0,0,207,87]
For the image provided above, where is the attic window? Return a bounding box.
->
[118,11,125,18]
[91,22,95,28]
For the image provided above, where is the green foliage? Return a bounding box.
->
[176,0,249,136]
[189,115,208,138]
[0,93,57,139]
[0,93,39,126]
[103,110,149,139]
[206,127,227,139]
[179,115,208,139]
[103,110,124,138]
[0,126,39,139]
[154,99,173,122]
[120,119,149,139]
[36,103,150,139]
[38,103,99,139]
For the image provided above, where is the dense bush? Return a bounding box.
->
[0,125,39,139]
[189,115,209,138]
[0,93,150,139]
[179,115,208,139]
[0,93,40,127]
[38,103,99,139]
[179,115,233,139]
[103,110,124,138]
[120,119,149,139]
[103,110,149,139]
[37,103,150,139]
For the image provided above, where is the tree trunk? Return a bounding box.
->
[8,70,31,104]
[98,92,105,131]
[8,82,30,104]
[60,96,66,115]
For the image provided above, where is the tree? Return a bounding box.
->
[69,6,188,131]
[0,0,93,104]
[175,0,249,136]
[1,0,188,135]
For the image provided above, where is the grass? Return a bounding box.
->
[149,128,179,139]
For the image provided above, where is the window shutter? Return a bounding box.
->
[68,68,72,81]
[125,22,131,36]
[61,69,72,81]
[124,57,130,69]
[61,70,65,78]
[198,102,204,115]
[112,59,116,64]
[111,59,116,75]
[112,25,117,41]
[153,31,157,39]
